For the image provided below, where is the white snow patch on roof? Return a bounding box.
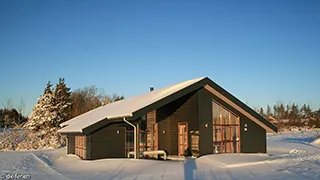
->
[58,77,206,133]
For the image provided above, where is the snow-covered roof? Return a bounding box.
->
[58,76,278,134]
[58,77,206,133]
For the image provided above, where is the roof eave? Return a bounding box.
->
[80,113,134,134]
[107,113,133,120]
[57,129,83,134]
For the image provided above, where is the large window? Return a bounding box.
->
[212,100,240,153]
[125,119,158,156]
[125,126,135,154]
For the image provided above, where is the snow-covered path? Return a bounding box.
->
[0,150,69,179]
[0,130,319,180]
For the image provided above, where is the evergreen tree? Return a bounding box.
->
[306,104,312,117]
[290,103,299,125]
[53,78,72,125]
[300,104,312,118]
[0,108,27,129]
[24,81,57,132]
[300,104,307,118]
[273,105,278,118]
[259,107,264,117]
[278,104,285,119]
[266,105,272,118]
[285,104,291,119]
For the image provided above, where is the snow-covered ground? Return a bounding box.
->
[0,130,319,180]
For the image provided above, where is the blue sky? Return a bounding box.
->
[0,0,319,115]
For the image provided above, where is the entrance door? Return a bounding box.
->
[178,122,188,156]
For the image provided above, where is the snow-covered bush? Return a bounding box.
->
[0,128,26,151]
[17,128,66,150]
[0,128,66,151]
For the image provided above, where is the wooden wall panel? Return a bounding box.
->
[157,90,198,156]
[240,117,266,153]
[146,110,157,151]
[67,135,75,154]
[75,135,86,159]
[147,110,156,126]
[197,88,213,156]
[89,123,126,160]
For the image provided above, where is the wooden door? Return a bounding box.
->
[75,135,86,159]
[178,122,188,156]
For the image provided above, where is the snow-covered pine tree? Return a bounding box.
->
[24,81,57,133]
[20,81,67,150]
[266,105,272,118]
[53,78,72,126]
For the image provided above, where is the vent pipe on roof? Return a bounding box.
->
[150,87,154,91]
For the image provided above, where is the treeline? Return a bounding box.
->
[257,103,320,128]
[0,109,28,130]
[0,99,28,130]
[69,85,124,120]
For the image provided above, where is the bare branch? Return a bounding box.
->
[2,98,13,109]
[17,98,25,115]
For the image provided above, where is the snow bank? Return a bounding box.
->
[289,149,306,154]
[311,138,320,145]
[278,126,318,133]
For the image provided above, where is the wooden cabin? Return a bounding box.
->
[58,77,277,160]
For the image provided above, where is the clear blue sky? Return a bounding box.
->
[0,0,319,115]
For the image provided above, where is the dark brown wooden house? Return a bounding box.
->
[58,77,277,160]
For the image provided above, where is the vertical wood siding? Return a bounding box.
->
[157,90,198,156]
[88,123,126,160]
[75,135,86,159]
[240,117,266,153]
[146,110,157,150]
[197,88,213,156]
[67,135,75,154]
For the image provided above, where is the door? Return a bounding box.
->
[178,122,188,156]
